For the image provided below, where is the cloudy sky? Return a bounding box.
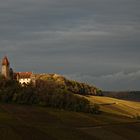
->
[0,0,140,91]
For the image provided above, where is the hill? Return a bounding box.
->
[0,103,140,140]
[35,74,102,96]
[0,73,140,139]
[86,96,140,118]
[0,76,100,114]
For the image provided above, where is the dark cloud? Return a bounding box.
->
[65,70,140,91]
[0,0,140,90]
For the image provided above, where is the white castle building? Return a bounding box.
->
[1,56,35,85]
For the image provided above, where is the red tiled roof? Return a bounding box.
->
[16,72,32,79]
[2,56,10,65]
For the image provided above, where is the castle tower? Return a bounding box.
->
[1,56,10,79]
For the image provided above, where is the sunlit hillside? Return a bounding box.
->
[86,96,140,118]
[35,74,102,95]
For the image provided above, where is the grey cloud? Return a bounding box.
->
[65,70,140,91]
[0,0,140,90]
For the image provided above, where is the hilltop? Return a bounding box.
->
[0,74,101,114]
[35,73,102,96]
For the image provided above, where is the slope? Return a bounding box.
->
[0,104,140,140]
[35,73,102,95]
[86,96,140,118]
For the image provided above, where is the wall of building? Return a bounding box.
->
[1,65,10,79]
[19,78,31,84]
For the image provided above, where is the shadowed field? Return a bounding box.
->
[0,102,140,140]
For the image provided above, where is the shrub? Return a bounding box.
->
[0,79,100,114]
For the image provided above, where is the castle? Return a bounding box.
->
[1,56,35,85]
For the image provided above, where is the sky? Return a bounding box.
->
[0,0,140,91]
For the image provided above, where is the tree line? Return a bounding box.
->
[0,76,100,114]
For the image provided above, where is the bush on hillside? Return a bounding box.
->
[0,79,20,102]
[35,74,103,96]
[36,79,99,113]
[0,78,100,114]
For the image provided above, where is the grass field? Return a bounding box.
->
[86,96,140,118]
[0,98,140,140]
